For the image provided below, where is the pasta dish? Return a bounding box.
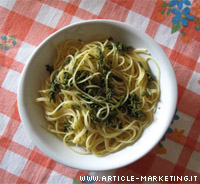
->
[36,37,160,156]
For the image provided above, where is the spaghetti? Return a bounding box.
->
[36,37,160,156]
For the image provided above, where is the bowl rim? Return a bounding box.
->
[17,19,178,171]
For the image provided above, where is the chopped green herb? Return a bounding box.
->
[89,54,96,59]
[147,88,151,95]
[49,75,60,103]
[141,88,151,96]
[63,72,71,89]
[97,47,104,63]
[90,112,100,124]
[87,88,93,95]
[138,61,144,68]
[61,121,73,132]
[108,36,113,41]
[115,42,134,52]
[141,91,147,96]
[114,122,123,129]
[72,104,81,110]
[105,71,113,100]
[45,64,54,74]
[125,94,144,119]
[57,105,63,111]
[65,57,71,65]
[49,91,56,103]
[106,87,113,100]
[76,71,90,82]
[146,70,154,81]
[112,75,123,82]
[72,59,78,74]
[106,44,113,50]
[103,110,118,126]
[111,93,126,110]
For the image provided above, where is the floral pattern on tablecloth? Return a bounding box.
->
[0,35,17,51]
[154,0,200,43]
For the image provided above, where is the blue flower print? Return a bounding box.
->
[5,45,10,51]
[1,35,7,40]
[173,109,179,121]
[161,127,173,141]
[171,108,179,125]
[169,0,191,10]
[12,40,17,46]
[195,25,199,31]
[161,109,179,141]
[0,34,17,51]
[172,7,194,26]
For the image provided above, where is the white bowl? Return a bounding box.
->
[18,19,177,171]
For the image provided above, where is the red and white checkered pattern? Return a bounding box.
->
[0,0,200,183]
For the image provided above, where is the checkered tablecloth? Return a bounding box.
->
[0,0,200,183]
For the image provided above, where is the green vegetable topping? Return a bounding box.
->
[65,57,71,65]
[45,37,148,128]
[124,94,144,119]
[61,121,73,132]
[45,64,54,74]
[141,88,151,96]
[63,72,71,89]
[72,104,81,110]
[115,42,134,52]
[146,70,154,82]
[49,75,60,103]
